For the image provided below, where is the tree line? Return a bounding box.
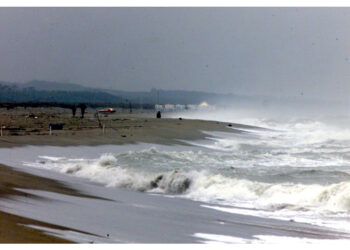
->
[0,84,123,104]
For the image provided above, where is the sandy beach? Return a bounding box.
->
[0,107,241,148]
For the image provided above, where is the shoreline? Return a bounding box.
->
[0,109,240,148]
[0,118,233,148]
[0,108,245,243]
[0,107,265,148]
[2,108,343,243]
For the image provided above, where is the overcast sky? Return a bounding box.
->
[1,7,350,100]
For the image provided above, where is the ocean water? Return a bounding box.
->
[17,110,350,235]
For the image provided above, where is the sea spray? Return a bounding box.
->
[25,151,350,214]
[20,114,350,231]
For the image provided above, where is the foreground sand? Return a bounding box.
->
[0,164,105,243]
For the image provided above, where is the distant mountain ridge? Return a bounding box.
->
[25,80,93,92]
[0,80,235,105]
[0,81,123,104]
[23,80,230,105]
[1,79,333,107]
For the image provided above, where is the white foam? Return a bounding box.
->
[25,152,350,215]
[187,174,350,214]
[194,232,350,244]
[201,205,350,233]
[254,235,350,244]
[194,233,252,244]
[38,156,67,161]
[17,112,350,238]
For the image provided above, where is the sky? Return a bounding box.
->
[1,7,350,100]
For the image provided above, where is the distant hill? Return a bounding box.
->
[25,80,93,92]
[107,88,239,105]
[0,80,236,105]
[22,81,234,105]
[4,79,323,107]
[1,79,338,111]
[0,83,122,104]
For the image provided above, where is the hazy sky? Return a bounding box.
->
[1,7,350,100]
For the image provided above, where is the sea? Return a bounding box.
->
[2,107,350,243]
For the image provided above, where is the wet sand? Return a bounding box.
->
[0,210,72,243]
[0,164,102,243]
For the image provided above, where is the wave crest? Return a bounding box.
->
[27,151,350,214]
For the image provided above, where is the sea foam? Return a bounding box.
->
[25,151,350,214]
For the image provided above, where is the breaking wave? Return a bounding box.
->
[20,111,350,233]
[25,151,350,215]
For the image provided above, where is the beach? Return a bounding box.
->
[0,107,237,243]
[0,107,237,148]
[1,107,350,243]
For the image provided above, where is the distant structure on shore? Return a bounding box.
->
[155,101,214,112]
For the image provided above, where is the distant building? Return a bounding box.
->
[175,104,186,110]
[154,102,214,112]
[186,104,198,110]
[155,104,163,111]
[164,104,175,111]
[198,101,209,110]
